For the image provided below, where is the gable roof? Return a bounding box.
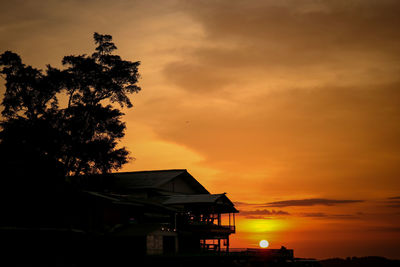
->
[83,191,177,212]
[162,194,226,205]
[162,193,238,213]
[111,169,209,194]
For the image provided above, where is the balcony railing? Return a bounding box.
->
[182,222,235,233]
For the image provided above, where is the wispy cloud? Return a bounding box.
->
[234,201,258,206]
[237,209,290,219]
[366,226,400,232]
[166,0,400,93]
[244,216,274,220]
[263,198,364,207]
[237,209,361,220]
[299,212,360,219]
[238,209,290,216]
[299,212,327,217]
[384,196,400,208]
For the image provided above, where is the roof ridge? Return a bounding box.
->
[113,169,187,174]
[166,193,226,197]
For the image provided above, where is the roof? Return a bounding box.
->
[113,169,186,188]
[162,194,226,205]
[162,193,239,213]
[111,169,209,194]
[83,191,177,212]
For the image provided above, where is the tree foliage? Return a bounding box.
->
[0,33,140,183]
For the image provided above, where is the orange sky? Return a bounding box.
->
[1,0,400,259]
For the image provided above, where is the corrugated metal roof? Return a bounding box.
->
[111,169,209,194]
[112,169,187,188]
[83,191,178,212]
[162,194,226,205]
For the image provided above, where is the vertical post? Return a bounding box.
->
[218,214,221,226]
[218,238,221,253]
[233,213,236,231]
[226,236,230,253]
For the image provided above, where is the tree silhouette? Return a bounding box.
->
[0,33,140,185]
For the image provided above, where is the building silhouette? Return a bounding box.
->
[1,169,238,259]
[81,169,238,255]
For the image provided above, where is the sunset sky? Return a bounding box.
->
[1,0,400,259]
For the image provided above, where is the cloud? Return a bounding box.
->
[243,216,274,220]
[385,198,400,208]
[237,209,361,220]
[238,209,290,216]
[366,226,400,232]
[237,209,290,219]
[263,198,363,207]
[299,212,360,219]
[300,212,327,217]
[164,62,231,93]
[234,201,271,206]
[233,201,256,206]
[164,0,400,93]
[135,72,400,199]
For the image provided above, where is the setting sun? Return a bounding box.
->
[259,240,269,248]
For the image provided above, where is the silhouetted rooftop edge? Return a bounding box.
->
[110,169,210,194]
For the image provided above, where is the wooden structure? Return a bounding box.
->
[162,193,237,252]
[78,169,238,254]
[1,169,238,260]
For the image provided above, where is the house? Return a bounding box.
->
[76,169,238,255]
[1,169,238,261]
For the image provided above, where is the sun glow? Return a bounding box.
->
[241,218,289,233]
[259,240,269,248]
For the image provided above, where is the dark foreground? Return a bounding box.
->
[2,230,398,266]
[3,249,399,267]
[3,256,400,267]
[320,256,400,267]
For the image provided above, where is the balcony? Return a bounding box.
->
[182,222,235,234]
[176,212,236,236]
